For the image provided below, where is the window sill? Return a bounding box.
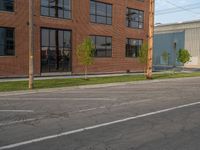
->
[0,10,15,15]
[94,57,112,59]
[40,15,72,21]
[0,55,17,58]
[90,22,112,26]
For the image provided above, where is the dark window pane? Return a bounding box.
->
[126,38,143,57]
[96,16,106,24]
[106,17,112,25]
[41,29,49,47]
[91,35,112,57]
[41,0,71,19]
[58,0,64,18]
[90,1,95,15]
[41,0,48,6]
[90,15,96,22]
[64,10,71,19]
[58,30,64,47]
[90,0,112,25]
[49,0,56,17]
[0,0,14,12]
[64,0,71,10]
[50,29,56,47]
[0,27,15,56]
[106,37,112,49]
[63,31,71,48]
[41,6,49,16]
[126,8,144,29]
[96,3,106,16]
[41,28,72,73]
[107,5,112,17]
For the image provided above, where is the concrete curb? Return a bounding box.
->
[0,72,172,83]
[1,76,200,97]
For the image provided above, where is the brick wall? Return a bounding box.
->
[0,0,149,77]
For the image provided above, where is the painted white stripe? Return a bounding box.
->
[77,99,152,113]
[78,108,97,113]
[0,110,34,113]
[112,99,152,107]
[0,118,37,127]
[0,98,116,101]
[0,101,200,150]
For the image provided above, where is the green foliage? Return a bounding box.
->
[76,37,95,79]
[177,49,191,64]
[138,43,148,65]
[76,37,95,66]
[162,50,169,65]
[1,72,200,92]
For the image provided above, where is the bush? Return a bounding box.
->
[177,49,190,64]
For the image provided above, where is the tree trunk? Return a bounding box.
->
[84,65,88,80]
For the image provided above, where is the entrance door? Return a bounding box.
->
[41,28,72,73]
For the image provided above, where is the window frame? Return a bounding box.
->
[126,7,144,29]
[90,35,112,58]
[126,38,143,58]
[0,27,15,57]
[0,0,15,12]
[40,27,73,72]
[90,0,113,25]
[40,0,72,20]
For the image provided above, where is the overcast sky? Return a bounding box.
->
[155,0,200,24]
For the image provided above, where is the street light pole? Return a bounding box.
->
[29,0,34,89]
[147,0,155,79]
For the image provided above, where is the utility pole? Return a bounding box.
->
[146,0,155,79]
[29,0,34,89]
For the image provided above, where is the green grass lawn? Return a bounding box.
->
[0,72,200,92]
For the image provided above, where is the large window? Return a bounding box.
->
[91,36,112,57]
[126,8,144,29]
[0,0,14,12]
[41,28,72,72]
[90,0,112,25]
[0,27,15,56]
[126,39,142,58]
[41,0,71,19]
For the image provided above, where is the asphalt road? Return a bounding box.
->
[0,77,200,150]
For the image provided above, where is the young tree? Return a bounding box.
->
[162,50,170,71]
[76,37,95,79]
[177,49,191,70]
[138,43,148,77]
[162,50,169,66]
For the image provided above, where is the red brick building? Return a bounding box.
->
[0,0,149,77]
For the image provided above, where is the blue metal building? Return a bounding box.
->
[153,20,200,68]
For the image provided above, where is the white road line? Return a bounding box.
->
[0,101,200,150]
[78,108,97,113]
[0,97,116,101]
[76,99,152,113]
[99,106,106,109]
[0,118,37,127]
[112,99,152,107]
[0,110,34,113]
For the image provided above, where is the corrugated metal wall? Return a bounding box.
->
[185,28,200,67]
[154,21,200,68]
[153,32,185,66]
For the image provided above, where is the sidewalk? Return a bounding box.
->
[0,70,195,83]
[0,72,145,83]
[1,76,200,96]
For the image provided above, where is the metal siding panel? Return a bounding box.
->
[185,28,200,66]
[153,32,184,66]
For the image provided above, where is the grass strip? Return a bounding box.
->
[0,72,200,92]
